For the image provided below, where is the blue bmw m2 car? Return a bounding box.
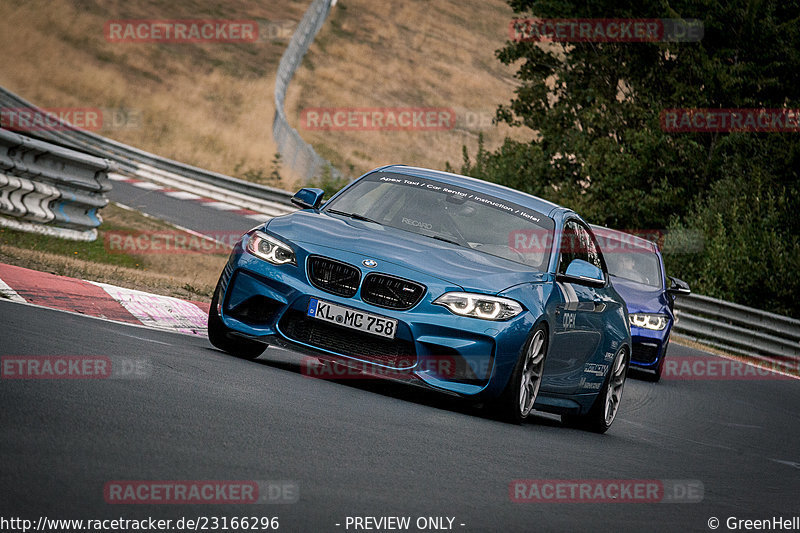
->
[209,165,631,432]
[591,226,691,381]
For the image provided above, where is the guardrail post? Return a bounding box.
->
[0,128,114,241]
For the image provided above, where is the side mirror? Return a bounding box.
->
[290,188,325,210]
[667,276,691,296]
[557,259,605,287]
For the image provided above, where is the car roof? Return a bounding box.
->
[375,165,564,219]
[589,224,659,252]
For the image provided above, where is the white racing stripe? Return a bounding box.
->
[164,190,203,201]
[205,201,241,211]
[556,281,580,311]
[130,181,163,190]
[0,277,26,303]
[89,281,208,336]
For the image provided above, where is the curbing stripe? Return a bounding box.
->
[164,190,202,201]
[130,181,163,190]
[0,263,209,337]
[0,276,26,303]
[89,281,208,336]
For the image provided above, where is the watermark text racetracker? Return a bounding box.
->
[300,107,456,131]
[1,355,151,380]
[509,228,704,254]
[104,480,298,504]
[300,107,506,132]
[510,479,704,503]
[663,357,799,381]
[104,230,242,255]
[661,108,800,132]
[106,20,256,43]
[1,107,142,132]
[301,355,486,382]
[104,19,295,43]
[510,18,703,42]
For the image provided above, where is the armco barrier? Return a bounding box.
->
[0,128,114,241]
[674,293,800,370]
[0,86,296,218]
[0,0,342,202]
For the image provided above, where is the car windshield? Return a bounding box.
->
[324,173,555,271]
[602,238,663,289]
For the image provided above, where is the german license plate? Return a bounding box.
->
[307,298,397,339]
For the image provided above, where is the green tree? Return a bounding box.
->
[457,0,800,315]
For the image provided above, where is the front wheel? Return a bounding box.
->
[563,346,629,433]
[208,282,266,359]
[493,325,548,424]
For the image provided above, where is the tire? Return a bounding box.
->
[563,346,629,434]
[493,325,548,424]
[208,282,266,359]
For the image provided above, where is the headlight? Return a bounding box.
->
[246,231,296,265]
[629,313,668,330]
[434,292,523,321]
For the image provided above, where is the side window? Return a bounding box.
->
[559,220,606,275]
[579,224,604,272]
[558,220,586,274]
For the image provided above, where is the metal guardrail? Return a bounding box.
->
[273,0,342,182]
[0,128,114,241]
[674,293,800,370]
[0,86,295,217]
[0,0,342,209]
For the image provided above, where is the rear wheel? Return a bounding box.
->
[208,282,266,359]
[494,325,548,424]
[563,346,629,433]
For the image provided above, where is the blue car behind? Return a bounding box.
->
[209,165,632,431]
[591,226,691,381]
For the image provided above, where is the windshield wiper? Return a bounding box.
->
[326,209,383,225]
[429,234,464,247]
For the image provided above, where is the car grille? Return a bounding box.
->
[361,273,426,310]
[632,342,660,364]
[307,256,361,297]
[279,310,416,368]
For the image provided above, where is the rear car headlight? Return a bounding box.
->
[434,292,523,321]
[629,313,668,331]
[246,231,296,265]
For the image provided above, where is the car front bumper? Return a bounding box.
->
[216,240,536,398]
[629,324,672,370]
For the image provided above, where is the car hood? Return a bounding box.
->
[266,211,547,293]
[609,275,668,314]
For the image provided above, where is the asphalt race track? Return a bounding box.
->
[1,300,798,532]
[108,179,269,238]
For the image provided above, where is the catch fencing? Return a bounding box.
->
[272,0,343,182]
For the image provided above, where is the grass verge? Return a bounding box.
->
[0,204,229,302]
